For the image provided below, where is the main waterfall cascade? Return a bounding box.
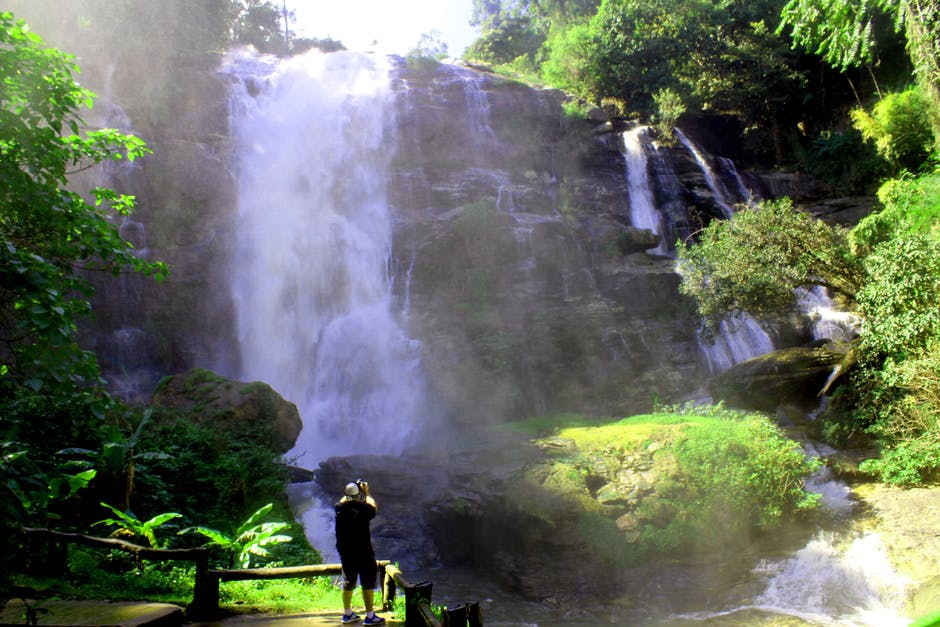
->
[222,48,431,465]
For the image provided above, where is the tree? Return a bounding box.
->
[0,13,166,402]
[676,198,863,334]
[778,0,940,151]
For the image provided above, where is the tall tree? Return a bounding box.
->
[0,12,166,401]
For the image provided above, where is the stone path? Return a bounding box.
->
[0,600,402,627]
[191,612,402,626]
[0,599,183,626]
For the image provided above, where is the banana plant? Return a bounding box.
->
[180,502,292,569]
[93,502,181,549]
[58,408,170,511]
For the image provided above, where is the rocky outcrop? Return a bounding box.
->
[150,368,302,453]
[709,343,848,413]
[315,410,818,603]
[388,60,708,423]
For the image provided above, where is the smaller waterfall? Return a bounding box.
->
[796,286,860,343]
[753,533,911,626]
[697,315,774,373]
[459,69,497,155]
[675,128,738,217]
[621,126,667,254]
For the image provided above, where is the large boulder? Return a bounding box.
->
[709,343,847,413]
[150,368,302,453]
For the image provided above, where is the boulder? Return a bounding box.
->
[708,343,847,413]
[150,368,302,453]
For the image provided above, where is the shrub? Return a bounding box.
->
[857,234,940,360]
[645,413,820,549]
[850,84,935,174]
[652,87,686,138]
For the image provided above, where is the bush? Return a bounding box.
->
[852,172,940,251]
[527,408,820,560]
[643,412,820,551]
[857,234,940,359]
[850,84,935,174]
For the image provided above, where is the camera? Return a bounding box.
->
[356,478,367,490]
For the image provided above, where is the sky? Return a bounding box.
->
[289,0,480,57]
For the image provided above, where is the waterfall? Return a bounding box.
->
[221,48,430,465]
[697,315,774,373]
[752,533,911,626]
[674,128,738,217]
[621,125,667,255]
[796,286,860,343]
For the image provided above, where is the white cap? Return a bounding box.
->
[344,482,360,497]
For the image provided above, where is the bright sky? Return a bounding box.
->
[289,0,480,57]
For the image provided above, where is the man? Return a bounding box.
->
[335,479,385,625]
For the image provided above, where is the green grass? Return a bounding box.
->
[11,551,405,618]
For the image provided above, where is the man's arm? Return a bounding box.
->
[361,481,378,512]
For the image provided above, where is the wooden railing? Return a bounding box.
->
[22,528,483,626]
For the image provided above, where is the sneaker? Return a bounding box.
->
[363,615,385,625]
[341,612,361,624]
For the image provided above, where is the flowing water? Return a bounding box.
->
[220,48,911,624]
[622,125,668,255]
[222,48,433,556]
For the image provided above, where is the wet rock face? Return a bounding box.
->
[388,61,708,423]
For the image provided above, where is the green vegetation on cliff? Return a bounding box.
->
[511,405,819,562]
[678,171,940,484]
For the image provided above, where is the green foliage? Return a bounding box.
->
[0,12,165,404]
[804,129,886,195]
[231,0,287,54]
[857,234,940,360]
[530,408,820,560]
[677,198,863,334]
[466,11,547,64]
[408,30,449,60]
[2,443,96,525]
[180,502,293,569]
[850,84,935,173]
[15,547,340,612]
[93,502,181,549]
[57,407,170,510]
[777,0,899,71]
[131,413,289,532]
[852,172,940,251]
[539,22,598,100]
[655,417,821,533]
[652,87,685,138]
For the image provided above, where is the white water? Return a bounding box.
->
[622,126,666,254]
[796,286,860,343]
[222,47,430,464]
[675,128,738,217]
[697,314,775,373]
[753,533,911,626]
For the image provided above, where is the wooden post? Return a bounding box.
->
[189,552,219,617]
[380,563,397,611]
[441,604,468,627]
[404,581,433,627]
[466,602,483,627]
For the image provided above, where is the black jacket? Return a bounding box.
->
[335,498,376,556]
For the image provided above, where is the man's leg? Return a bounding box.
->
[362,587,374,613]
[343,588,355,612]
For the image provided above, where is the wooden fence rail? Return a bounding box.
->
[22,528,483,625]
